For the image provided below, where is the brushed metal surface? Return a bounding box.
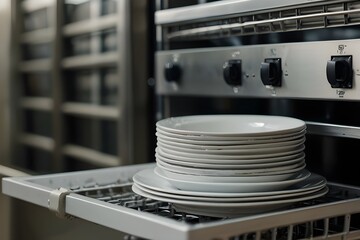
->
[156,39,360,101]
[156,0,328,25]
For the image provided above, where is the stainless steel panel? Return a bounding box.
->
[306,121,360,139]
[156,39,360,100]
[155,0,327,25]
[166,8,360,40]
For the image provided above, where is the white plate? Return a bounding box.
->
[134,181,323,202]
[156,153,305,169]
[173,187,328,218]
[157,145,305,160]
[156,127,306,141]
[158,149,305,164]
[154,167,310,192]
[155,167,310,184]
[156,115,306,137]
[157,140,305,155]
[157,136,306,150]
[156,130,307,145]
[157,159,306,176]
[156,158,305,173]
[133,168,327,197]
[132,185,328,217]
[156,167,301,183]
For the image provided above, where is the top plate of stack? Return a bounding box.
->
[157,115,306,137]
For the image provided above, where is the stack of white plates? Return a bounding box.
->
[132,115,328,217]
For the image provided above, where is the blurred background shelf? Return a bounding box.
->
[19,59,52,72]
[19,134,55,152]
[62,102,119,119]
[21,0,54,12]
[21,29,54,44]
[20,97,53,111]
[63,15,118,36]
[8,0,151,175]
[62,52,118,69]
[63,144,120,167]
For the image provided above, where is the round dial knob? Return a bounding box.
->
[223,59,242,86]
[164,62,182,82]
[326,56,353,88]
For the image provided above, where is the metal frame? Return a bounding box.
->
[3,163,360,240]
[117,0,132,165]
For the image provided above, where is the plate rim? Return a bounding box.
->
[156,115,306,137]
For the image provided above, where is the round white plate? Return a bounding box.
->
[157,145,305,160]
[157,149,305,164]
[156,130,307,145]
[156,158,305,173]
[156,167,301,183]
[156,159,306,176]
[132,168,326,197]
[134,181,322,202]
[156,127,306,141]
[157,140,305,155]
[132,184,328,217]
[154,167,310,192]
[156,136,306,150]
[156,115,306,137]
[156,167,310,184]
[156,153,305,169]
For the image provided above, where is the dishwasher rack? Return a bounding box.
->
[3,163,360,240]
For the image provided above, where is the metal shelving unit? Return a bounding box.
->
[11,0,150,173]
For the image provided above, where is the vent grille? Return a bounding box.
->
[165,1,360,40]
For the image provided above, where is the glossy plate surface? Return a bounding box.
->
[157,145,305,160]
[132,168,326,197]
[155,166,304,183]
[155,153,305,169]
[156,115,306,136]
[157,136,306,150]
[132,184,328,217]
[154,167,311,192]
[156,159,306,176]
[156,129,306,143]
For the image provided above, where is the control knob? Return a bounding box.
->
[164,62,182,82]
[260,58,282,86]
[223,59,242,86]
[326,56,352,88]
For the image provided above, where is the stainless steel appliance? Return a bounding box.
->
[4,0,360,239]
